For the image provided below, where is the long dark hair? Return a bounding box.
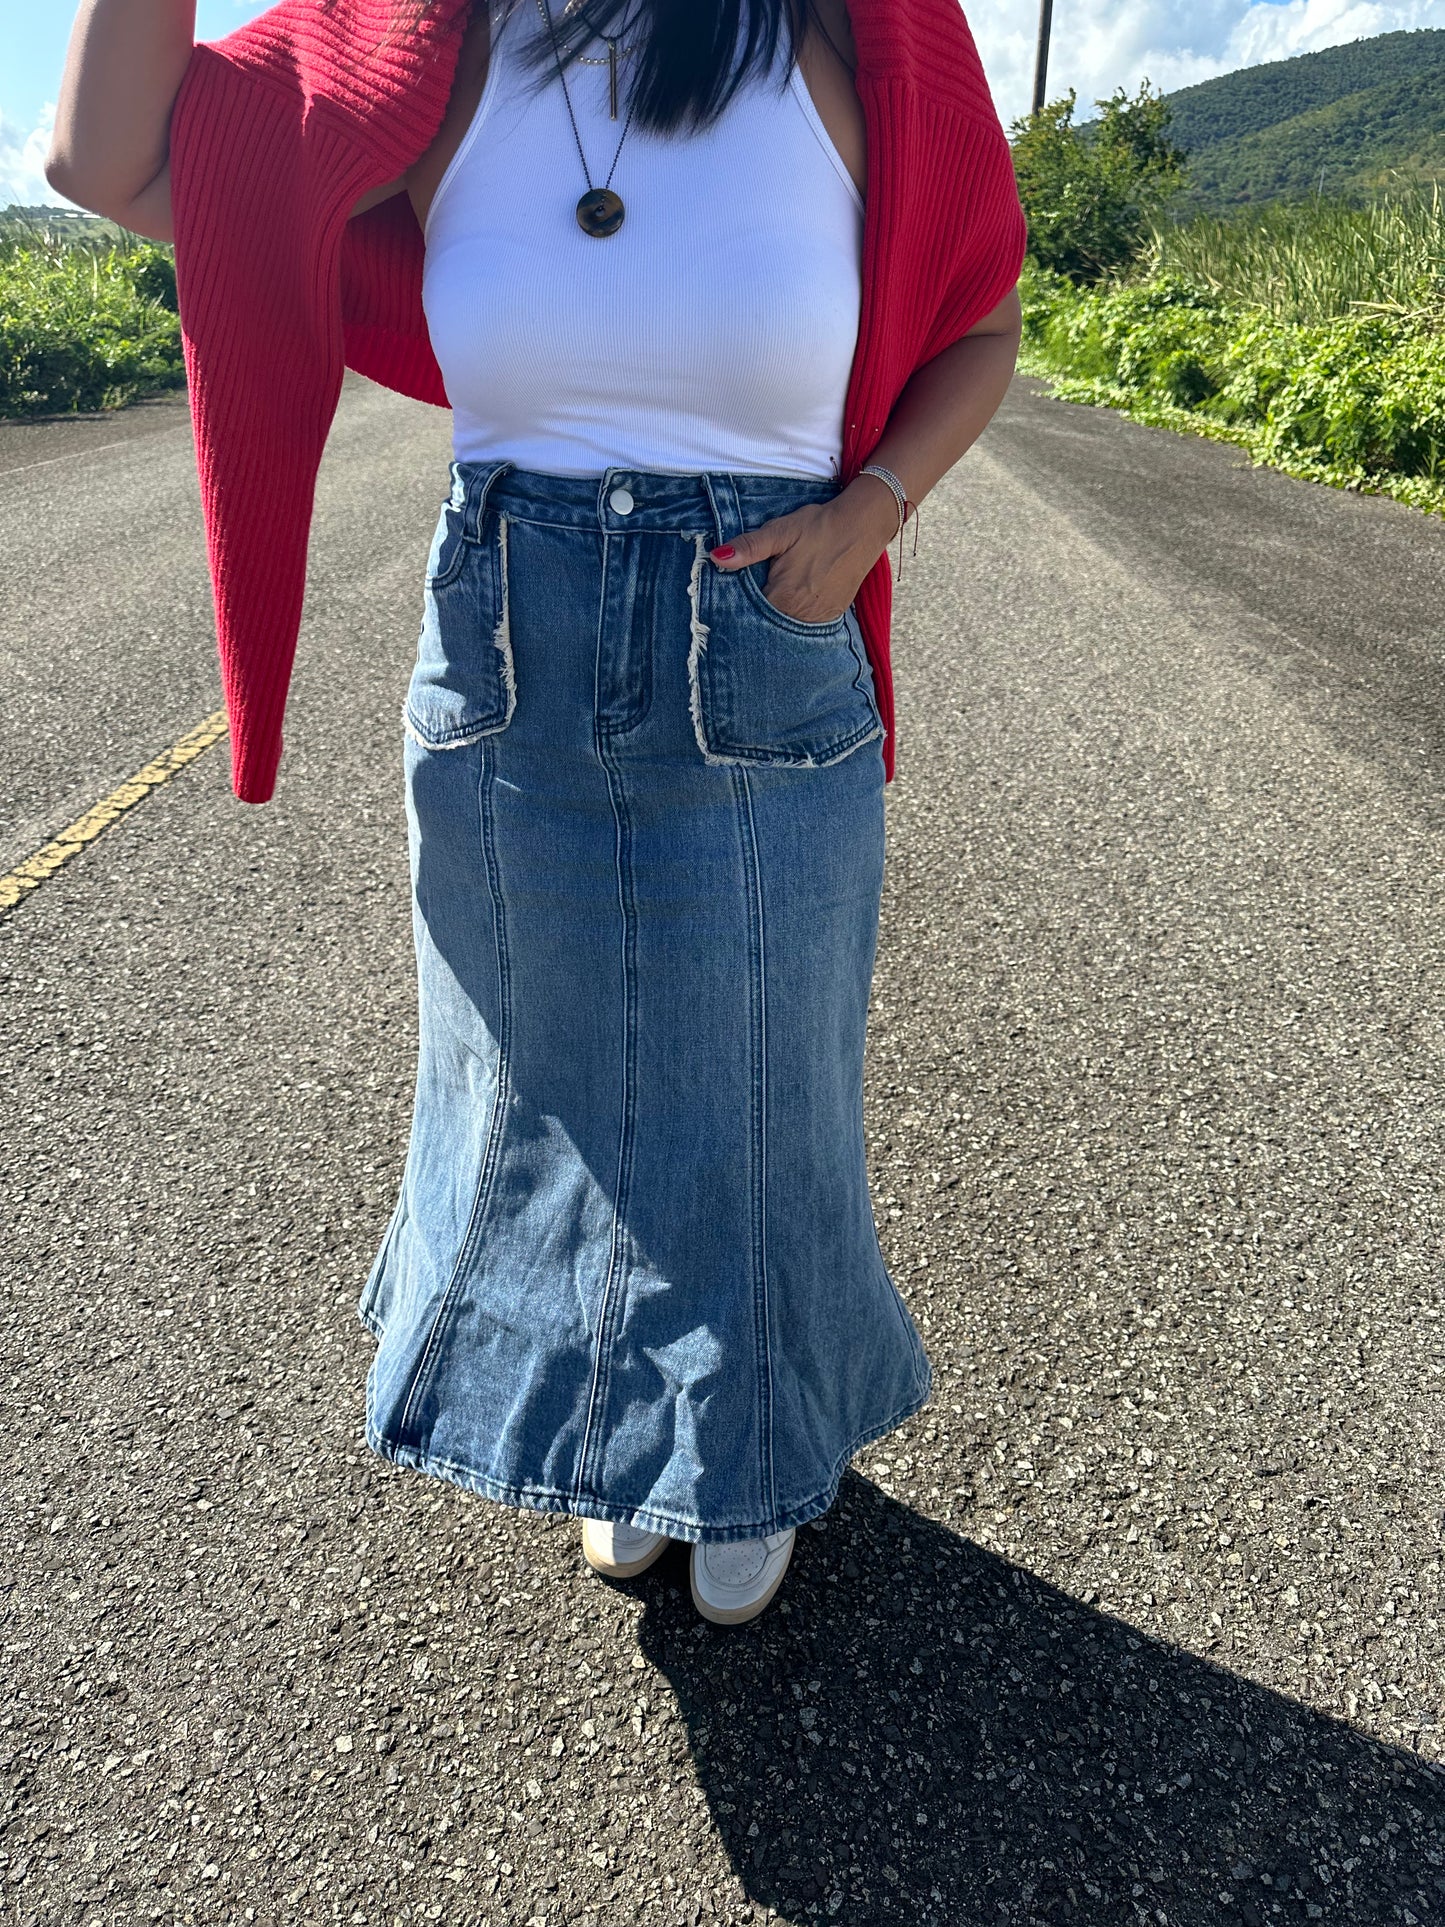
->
[511,0,814,134]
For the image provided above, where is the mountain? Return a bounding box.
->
[1164,29,1445,206]
[0,204,124,240]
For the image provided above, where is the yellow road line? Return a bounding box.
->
[0,709,229,916]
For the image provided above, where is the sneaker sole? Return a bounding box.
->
[689,1534,795,1625]
[582,1532,670,1580]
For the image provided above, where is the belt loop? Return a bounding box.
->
[700,473,741,551]
[464,460,513,541]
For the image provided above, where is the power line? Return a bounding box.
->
[1032,0,1055,116]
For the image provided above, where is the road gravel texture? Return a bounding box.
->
[2,376,1443,1925]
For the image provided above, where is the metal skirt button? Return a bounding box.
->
[608,486,635,515]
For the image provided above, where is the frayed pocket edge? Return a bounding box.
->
[684,534,884,770]
[404,516,516,749]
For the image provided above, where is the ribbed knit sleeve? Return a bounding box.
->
[341,192,449,404]
[170,0,468,802]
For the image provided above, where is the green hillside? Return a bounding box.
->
[0,204,125,241]
[1165,29,1445,206]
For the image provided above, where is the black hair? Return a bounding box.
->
[507,0,815,134]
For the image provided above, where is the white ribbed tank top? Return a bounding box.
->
[421,3,864,478]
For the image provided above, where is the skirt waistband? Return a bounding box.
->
[443,459,841,545]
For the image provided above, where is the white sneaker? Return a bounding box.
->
[690,1528,796,1625]
[581,1517,670,1578]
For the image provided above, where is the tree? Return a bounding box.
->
[1011,83,1188,283]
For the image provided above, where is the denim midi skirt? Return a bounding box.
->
[358,462,931,1543]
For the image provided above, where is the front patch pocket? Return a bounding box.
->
[404,503,515,750]
[689,541,883,769]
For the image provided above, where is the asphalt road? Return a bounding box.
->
[3,375,1444,1926]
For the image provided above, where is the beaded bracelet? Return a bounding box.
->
[858,462,922,581]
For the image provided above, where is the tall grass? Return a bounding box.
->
[1147,187,1445,325]
[0,220,183,418]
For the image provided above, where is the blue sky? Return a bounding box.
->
[4,0,1445,206]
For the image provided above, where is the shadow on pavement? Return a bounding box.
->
[635,1474,1444,1926]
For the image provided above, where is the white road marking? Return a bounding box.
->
[0,427,188,481]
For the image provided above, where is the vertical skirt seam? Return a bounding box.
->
[575,702,640,1501]
[734,766,777,1525]
[395,741,514,1446]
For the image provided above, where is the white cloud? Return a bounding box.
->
[968,0,1445,127]
[0,102,79,211]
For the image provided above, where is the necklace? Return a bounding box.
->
[537,0,637,236]
[577,39,637,120]
[575,28,640,119]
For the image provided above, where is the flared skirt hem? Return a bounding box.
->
[358,1300,931,1544]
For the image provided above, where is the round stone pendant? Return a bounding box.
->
[576,188,625,238]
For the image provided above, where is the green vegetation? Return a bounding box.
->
[1164,29,1445,208]
[1010,85,1186,282]
[1017,190,1445,516]
[1013,35,1445,518]
[1167,29,1445,150]
[0,214,184,419]
[1153,191,1445,324]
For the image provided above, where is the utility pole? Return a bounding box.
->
[1032,0,1054,116]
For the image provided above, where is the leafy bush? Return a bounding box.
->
[129,246,178,312]
[1019,254,1445,513]
[1011,84,1187,284]
[0,226,185,418]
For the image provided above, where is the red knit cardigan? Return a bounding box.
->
[170,0,1025,803]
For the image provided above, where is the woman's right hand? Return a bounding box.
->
[46,0,197,241]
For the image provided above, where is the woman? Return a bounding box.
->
[50,0,1025,1625]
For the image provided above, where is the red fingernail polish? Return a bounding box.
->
[711,545,736,561]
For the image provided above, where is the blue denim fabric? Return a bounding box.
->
[358,463,931,1543]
